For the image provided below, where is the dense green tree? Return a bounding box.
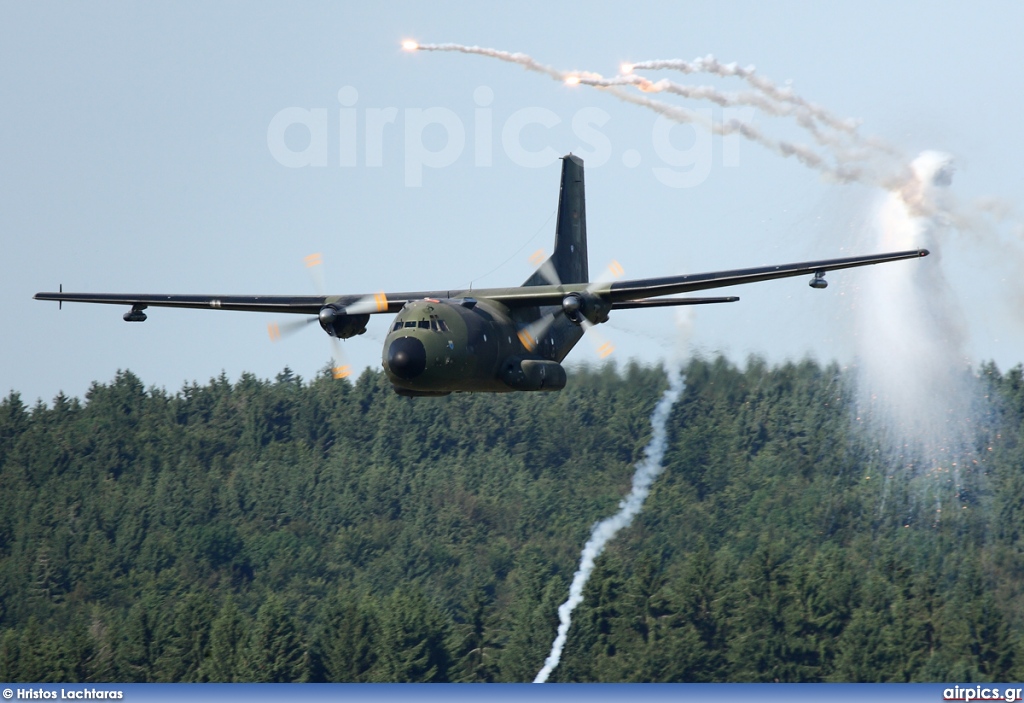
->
[54,614,96,682]
[201,597,246,682]
[670,544,730,681]
[239,595,308,682]
[373,588,450,682]
[449,585,500,682]
[496,557,564,682]
[314,590,377,682]
[116,597,161,682]
[16,618,61,682]
[831,602,892,681]
[0,628,19,680]
[152,590,216,682]
[935,565,1017,681]
[728,542,811,681]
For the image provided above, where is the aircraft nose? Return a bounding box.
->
[387,336,427,380]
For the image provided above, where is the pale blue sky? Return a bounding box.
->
[4,1,1023,402]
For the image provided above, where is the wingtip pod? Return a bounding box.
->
[919,249,930,257]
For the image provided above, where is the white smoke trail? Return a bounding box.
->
[533,367,686,683]
[583,74,836,161]
[629,55,902,164]
[582,72,800,118]
[628,56,866,138]
[587,71,898,183]
[603,69,870,158]
[601,85,853,180]
[412,42,564,81]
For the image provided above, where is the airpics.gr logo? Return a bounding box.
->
[266,86,754,187]
[944,686,1024,702]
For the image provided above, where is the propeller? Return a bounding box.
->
[268,253,385,380]
[518,249,623,358]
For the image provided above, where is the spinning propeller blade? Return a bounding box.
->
[268,253,365,379]
[520,251,624,356]
[330,337,351,379]
[267,317,317,342]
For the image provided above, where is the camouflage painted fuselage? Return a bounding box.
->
[382,297,583,395]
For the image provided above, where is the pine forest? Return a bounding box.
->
[2,357,1023,682]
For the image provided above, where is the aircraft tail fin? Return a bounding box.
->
[524,154,589,286]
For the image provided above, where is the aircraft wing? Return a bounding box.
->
[473,248,929,306]
[32,291,438,315]
[604,248,929,302]
[34,248,928,316]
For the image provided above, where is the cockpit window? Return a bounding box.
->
[404,321,416,328]
[393,321,403,332]
[438,319,450,332]
[418,320,430,329]
[430,318,438,332]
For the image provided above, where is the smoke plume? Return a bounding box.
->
[853,152,978,489]
[534,367,686,683]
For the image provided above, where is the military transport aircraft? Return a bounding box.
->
[36,155,928,397]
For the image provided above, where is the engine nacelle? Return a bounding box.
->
[561,292,610,326]
[318,305,370,339]
[502,358,567,392]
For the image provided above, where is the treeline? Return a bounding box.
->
[1,357,1023,682]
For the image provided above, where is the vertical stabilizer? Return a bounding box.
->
[524,154,589,286]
